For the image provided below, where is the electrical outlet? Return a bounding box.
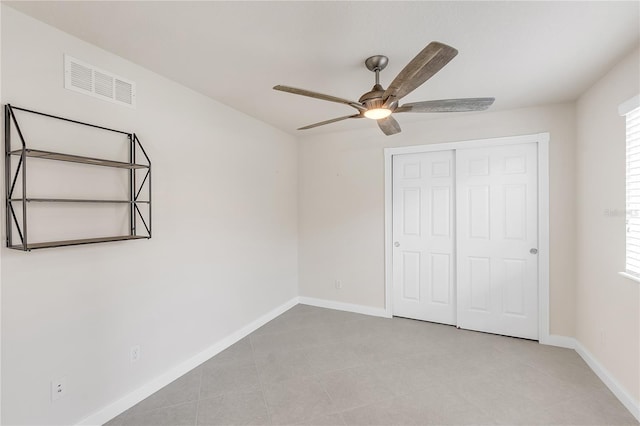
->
[335,279,342,289]
[130,345,141,363]
[51,376,67,402]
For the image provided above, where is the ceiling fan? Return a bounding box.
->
[274,42,495,136]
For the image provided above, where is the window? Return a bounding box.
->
[621,95,640,279]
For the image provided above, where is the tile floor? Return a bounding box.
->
[105,305,638,426]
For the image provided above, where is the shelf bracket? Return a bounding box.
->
[134,204,150,236]
[134,169,150,201]
[8,203,24,245]
[8,155,23,198]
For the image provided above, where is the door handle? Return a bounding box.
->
[394,242,400,247]
[530,248,538,254]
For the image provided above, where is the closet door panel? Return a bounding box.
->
[392,151,456,325]
[456,143,538,339]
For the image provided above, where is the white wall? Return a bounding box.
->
[575,47,640,403]
[1,6,298,425]
[298,103,577,337]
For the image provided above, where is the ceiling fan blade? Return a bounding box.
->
[377,116,401,136]
[274,85,365,111]
[383,42,458,103]
[396,97,495,113]
[297,114,362,130]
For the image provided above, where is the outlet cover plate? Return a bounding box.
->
[51,376,67,402]
[130,345,141,363]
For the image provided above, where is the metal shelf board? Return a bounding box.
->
[9,235,149,251]
[9,149,149,169]
[9,198,150,204]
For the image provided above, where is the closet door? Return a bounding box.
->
[392,151,455,325]
[456,143,538,339]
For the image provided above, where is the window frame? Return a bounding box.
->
[619,94,640,283]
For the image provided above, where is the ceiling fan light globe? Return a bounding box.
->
[364,108,392,120]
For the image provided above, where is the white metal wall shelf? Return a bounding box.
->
[4,104,152,251]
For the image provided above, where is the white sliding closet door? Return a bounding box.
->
[456,143,539,339]
[392,151,456,325]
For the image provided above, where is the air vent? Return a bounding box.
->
[115,79,133,105]
[94,71,114,98]
[64,55,136,108]
[69,61,92,92]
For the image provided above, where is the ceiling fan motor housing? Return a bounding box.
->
[359,83,385,109]
[359,84,398,112]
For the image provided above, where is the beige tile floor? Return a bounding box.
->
[105,305,638,426]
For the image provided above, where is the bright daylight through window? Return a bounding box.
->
[624,99,640,277]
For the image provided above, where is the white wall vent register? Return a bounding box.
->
[64,55,136,108]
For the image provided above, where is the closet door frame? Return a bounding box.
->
[384,133,555,345]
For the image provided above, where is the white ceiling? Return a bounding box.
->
[7,1,640,136]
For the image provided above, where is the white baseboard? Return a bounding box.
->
[540,334,576,349]
[298,296,391,318]
[539,334,639,421]
[574,340,640,423]
[78,297,299,426]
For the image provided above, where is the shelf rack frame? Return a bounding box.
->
[4,104,152,251]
